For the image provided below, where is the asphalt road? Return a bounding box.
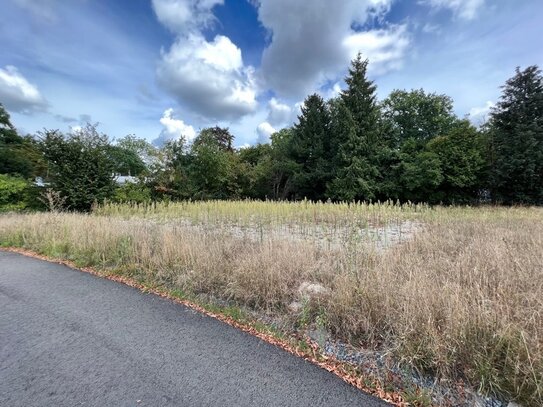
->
[0,250,386,407]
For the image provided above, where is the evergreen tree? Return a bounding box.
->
[291,93,331,200]
[331,54,381,201]
[490,66,543,204]
[327,100,376,200]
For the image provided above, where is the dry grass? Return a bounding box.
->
[1,202,542,405]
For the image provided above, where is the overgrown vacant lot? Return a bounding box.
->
[1,201,542,405]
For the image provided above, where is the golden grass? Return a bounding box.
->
[1,202,542,405]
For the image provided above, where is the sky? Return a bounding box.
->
[0,0,542,147]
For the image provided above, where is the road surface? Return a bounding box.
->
[0,250,386,406]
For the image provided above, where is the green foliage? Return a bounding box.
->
[291,93,332,200]
[489,66,543,204]
[382,89,456,148]
[329,55,382,201]
[114,182,152,203]
[0,174,32,211]
[189,137,238,199]
[428,120,487,203]
[0,104,44,178]
[238,144,274,199]
[40,125,116,211]
[107,145,147,176]
[269,129,299,200]
[398,142,444,203]
[341,54,380,147]
[327,100,376,201]
[192,126,234,152]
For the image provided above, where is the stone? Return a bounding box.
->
[297,281,330,299]
[288,301,303,313]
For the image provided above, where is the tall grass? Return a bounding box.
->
[1,202,542,405]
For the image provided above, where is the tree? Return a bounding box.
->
[187,128,239,199]
[0,174,33,212]
[330,54,381,201]
[397,139,443,203]
[40,124,116,211]
[381,89,456,148]
[114,135,156,174]
[238,144,274,199]
[0,103,42,178]
[107,145,147,176]
[327,100,372,200]
[290,94,331,200]
[152,138,190,199]
[428,120,487,203]
[192,126,234,152]
[269,128,299,200]
[489,66,543,204]
[380,88,461,202]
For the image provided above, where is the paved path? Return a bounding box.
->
[0,251,386,407]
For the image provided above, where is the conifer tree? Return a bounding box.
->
[331,53,381,201]
[490,66,543,204]
[290,93,331,200]
[327,100,377,200]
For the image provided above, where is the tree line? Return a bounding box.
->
[1,54,542,211]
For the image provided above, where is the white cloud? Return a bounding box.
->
[153,1,258,121]
[256,121,276,143]
[157,34,257,120]
[254,0,409,99]
[323,82,343,100]
[343,24,410,74]
[153,108,196,146]
[151,0,223,33]
[0,65,48,114]
[421,0,485,20]
[267,98,292,126]
[469,100,494,125]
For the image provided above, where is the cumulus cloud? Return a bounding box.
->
[343,25,410,74]
[0,65,48,114]
[255,97,303,143]
[421,0,485,20]
[323,82,343,100]
[153,108,196,146]
[152,0,223,33]
[254,0,409,98]
[153,1,258,121]
[267,98,293,126]
[256,121,277,143]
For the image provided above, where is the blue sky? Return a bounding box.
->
[1,0,542,147]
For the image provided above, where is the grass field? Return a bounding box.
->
[1,201,542,405]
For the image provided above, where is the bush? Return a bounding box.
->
[0,174,33,211]
[114,182,152,203]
